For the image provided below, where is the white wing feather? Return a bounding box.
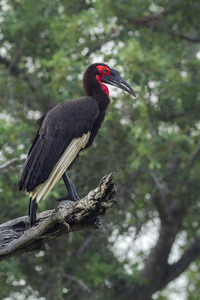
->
[30,132,90,203]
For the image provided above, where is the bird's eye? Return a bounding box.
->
[102,69,108,74]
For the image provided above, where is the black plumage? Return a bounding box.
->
[18,63,135,226]
[18,97,99,192]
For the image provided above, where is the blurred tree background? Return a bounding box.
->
[0,0,200,299]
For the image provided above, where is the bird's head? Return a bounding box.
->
[83,63,136,98]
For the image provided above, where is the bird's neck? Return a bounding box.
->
[83,77,110,112]
[92,89,110,112]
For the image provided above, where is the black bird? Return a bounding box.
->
[18,63,136,226]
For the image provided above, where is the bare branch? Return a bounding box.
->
[178,34,200,43]
[150,170,167,200]
[149,170,177,224]
[128,0,180,26]
[0,158,18,171]
[0,56,21,76]
[128,221,181,300]
[65,273,92,294]
[123,171,186,299]
[0,55,41,92]
[188,144,200,169]
[0,173,116,262]
[77,233,95,256]
[160,237,200,288]
[9,45,24,72]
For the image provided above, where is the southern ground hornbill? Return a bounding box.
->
[18,63,136,226]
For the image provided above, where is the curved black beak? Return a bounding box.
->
[102,68,136,97]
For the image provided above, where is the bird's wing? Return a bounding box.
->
[18,97,99,202]
[30,133,90,202]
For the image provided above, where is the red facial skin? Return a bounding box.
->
[96,65,110,95]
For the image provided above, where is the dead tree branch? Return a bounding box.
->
[178,35,200,43]
[127,0,180,26]
[160,237,200,288]
[0,173,116,262]
[0,158,19,171]
[0,55,42,92]
[188,144,200,169]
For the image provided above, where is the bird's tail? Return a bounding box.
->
[28,197,38,226]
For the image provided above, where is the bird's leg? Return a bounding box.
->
[57,171,80,202]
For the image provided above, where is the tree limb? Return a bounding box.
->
[127,0,180,26]
[160,237,200,288]
[0,158,18,171]
[125,220,181,300]
[124,176,185,300]
[0,173,116,262]
[149,170,178,224]
[64,273,93,294]
[0,55,41,92]
[178,34,200,43]
[188,144,200,169]
[114,216,182,300]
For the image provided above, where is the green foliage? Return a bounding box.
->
[0,0,200,299]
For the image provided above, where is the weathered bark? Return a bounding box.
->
[0,173,116,262]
